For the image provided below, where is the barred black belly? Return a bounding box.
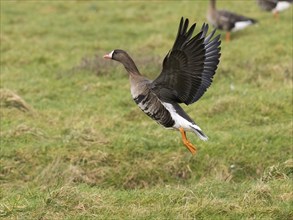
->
[133,92,175,128]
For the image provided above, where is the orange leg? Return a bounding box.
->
[225,32,231,42]
[179,127,197,155]
[273,11,279,20]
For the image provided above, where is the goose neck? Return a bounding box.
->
[209,0,216,10]
[122,56,140,75]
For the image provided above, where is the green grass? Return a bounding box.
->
[1,0,292,219]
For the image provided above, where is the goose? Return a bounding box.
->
[207,0,257,42]
[256,0,292,18]
[103,17,221,155]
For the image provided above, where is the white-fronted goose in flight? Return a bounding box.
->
[257,0,292,18]
[207,0,257,42]
[104,17,221,155]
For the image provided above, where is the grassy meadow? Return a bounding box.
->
[1,0,292,219]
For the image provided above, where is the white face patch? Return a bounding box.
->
[108,50,114,58]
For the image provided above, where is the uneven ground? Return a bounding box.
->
[0,1,292,219]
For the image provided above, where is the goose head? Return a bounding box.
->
[104,49,140,74]
[103,49,124,61]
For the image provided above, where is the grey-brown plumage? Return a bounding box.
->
[133,91,175,128]
[104,17,221,155]
[207,0,257,41]
[257,0,279,11]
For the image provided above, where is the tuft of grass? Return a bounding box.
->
[0,89,34,112]
[1,1,292,219]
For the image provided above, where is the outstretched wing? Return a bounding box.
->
[151,17,221,105]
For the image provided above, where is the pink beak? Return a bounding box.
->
[103,54,111,59]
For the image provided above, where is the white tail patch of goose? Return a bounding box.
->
[161,102,193,130]
[162,102,207,140]
[162,102,205,136]
[232,21,253,32]
[274,1,291,12]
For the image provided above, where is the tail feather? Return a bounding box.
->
[274,1,292,12]
[233,20,256,32]
[189,124,208,141]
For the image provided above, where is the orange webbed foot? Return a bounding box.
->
[179,127,197,155]
[273,11,279,20]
